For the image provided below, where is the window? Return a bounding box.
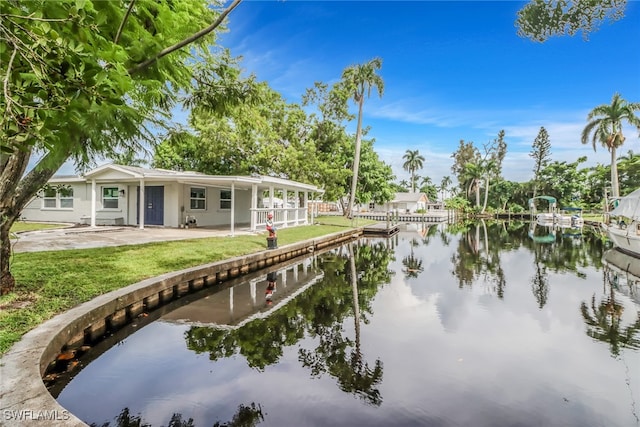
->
[220,190,232,210]
[190,187,206,210]
[369,202,375,210]
[59,187,74,208]
[102,187,119,209]
[42,186,74,209]
[43,187,57,208]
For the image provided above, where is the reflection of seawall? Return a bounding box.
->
[161,260,324,328]
[602,248,640,306]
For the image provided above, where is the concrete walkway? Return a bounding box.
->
[10,225,258,253]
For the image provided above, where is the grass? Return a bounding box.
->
[10,221,68,233]
[0,216,374,355]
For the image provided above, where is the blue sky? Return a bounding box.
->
[213,0,640,185]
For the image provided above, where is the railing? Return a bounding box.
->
[252,207,309,231]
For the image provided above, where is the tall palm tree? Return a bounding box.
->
[402,149,425,193]
[342,58,384,217]
[440,175,452,201]
[463,161,483,208]
[581,93,640,198]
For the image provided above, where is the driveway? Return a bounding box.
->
[10,225,257,253]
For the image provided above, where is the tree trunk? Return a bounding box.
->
[610,145,619,198]
[347,97,364,218]
[475,180,480,208]
[481,177,490,213]
[0,148,67,294]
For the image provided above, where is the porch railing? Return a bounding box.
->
[252,208,309,231]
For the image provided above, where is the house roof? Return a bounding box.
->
[53,163,323,193]
[391,192,428,203]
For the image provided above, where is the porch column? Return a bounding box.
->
[303,191,308,224]
[90,179,96,227]
[294,190,299,224]
[230,182,235,237]
[139,179,145,229]
[250,184,258,232]
[269,187,274,208]
[282,187,287,227]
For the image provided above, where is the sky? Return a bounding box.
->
[211,0,640,185]
[51,0,640,187]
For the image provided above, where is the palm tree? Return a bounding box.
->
[402,149,425,193]
[399,179,410,191]
[342,57,384,217]
[581,93,640,198]
[462,161,483,208]
[440,175,452,201]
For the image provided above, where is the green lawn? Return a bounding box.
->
[1,216,373,355]
[10,221,68,233]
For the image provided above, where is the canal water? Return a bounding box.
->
[54,221,640,427]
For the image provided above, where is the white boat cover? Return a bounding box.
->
[610,187,640,219]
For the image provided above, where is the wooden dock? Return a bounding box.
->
[356,211,449,223]
[363,222,400,236]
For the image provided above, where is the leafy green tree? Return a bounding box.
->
[350,139,396,207]
[402,149,425,193]
[537,156,589,206]
[516,0,627,42]
[462,161,484,209]
[0,0,242,294]
[479,130,507,214]
[530,126,552,199]
[339,58,384,217]
[451,139,481,197]
[617,150,640,193]
[581,93,640,198]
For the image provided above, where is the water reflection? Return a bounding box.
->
[56,222,640,427]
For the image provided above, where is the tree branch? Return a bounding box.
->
[114,0,136,44]
[127,0,243,75]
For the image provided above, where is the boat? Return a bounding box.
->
[530,196,583,228]
[602,248,640,305]
[602,187,640,258]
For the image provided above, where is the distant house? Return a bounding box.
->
[368,192,429,213]
[20,164,323,235]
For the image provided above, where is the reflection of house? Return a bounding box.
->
[369,192,429,213]
[21,164,323,234]
[160,259,323,328]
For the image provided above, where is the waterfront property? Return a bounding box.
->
[29,222,640,427]
[20,164,323,235]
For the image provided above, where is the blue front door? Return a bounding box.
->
[137,186,164,225]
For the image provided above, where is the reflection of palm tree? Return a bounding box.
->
[346,242,384,405]
[531,260,549,309]
[402,238,423,278]
[580,283,640,357]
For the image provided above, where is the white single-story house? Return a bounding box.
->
[368,192,429,213]
[20,164,324,235]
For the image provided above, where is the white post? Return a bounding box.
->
[294,190,299,224]
[139,179,145,229]
[90,179,96,227]
[282,187,287,227]
[230,182,235,237]
[250,184,258,231]
[303,191,309,224]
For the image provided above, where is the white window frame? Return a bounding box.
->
[190,187,206,210]
[220,189,232,210]
[102,187,119,209]
[59,187,74,208]
[42,187,57,209]
[41,187,74,209]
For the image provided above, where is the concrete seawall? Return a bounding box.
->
[0,229,362,426]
